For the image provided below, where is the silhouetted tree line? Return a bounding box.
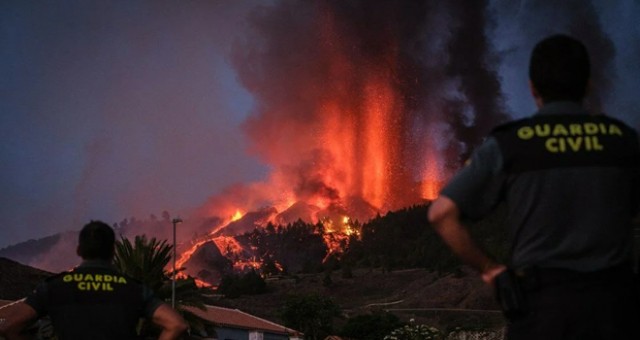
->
[232,203,508,277]
[217,269,267,298]
[113,210,175,242]
[345,204,508,273]
[235,219,328,274]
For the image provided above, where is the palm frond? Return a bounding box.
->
[114,234,216,336]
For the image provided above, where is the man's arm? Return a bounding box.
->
[151,303,188,340]
[428,195,506,285]
[0,301,37,340]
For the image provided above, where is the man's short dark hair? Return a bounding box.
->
[529,34,590,103]
[77,220,115,261]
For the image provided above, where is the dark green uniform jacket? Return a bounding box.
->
[442,101,640,271]
[25,260,163,340]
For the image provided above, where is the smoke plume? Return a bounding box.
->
[225,0,507,217]
[491,0,619,118]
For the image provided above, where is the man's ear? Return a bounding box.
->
[76,245,82,257]
[529,80,544,108]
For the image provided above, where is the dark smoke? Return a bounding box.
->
[232,0,508,206]
[440,0,508,162]
[518,0,616,113]
[492,0,618,118]
[288,149,341,202]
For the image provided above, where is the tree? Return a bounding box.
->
[340,311,403,340]
[217,269,267,298]
[113,236,171,291]
[114,235,215,337]
[279,294,341,340]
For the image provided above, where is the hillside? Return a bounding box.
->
[215,267,505,333]
[0,231,79,272]
[0,257,52,300]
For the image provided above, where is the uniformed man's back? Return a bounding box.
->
[0,221,188,340]
[29,261,157,340]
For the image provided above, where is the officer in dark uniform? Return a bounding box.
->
[0,221,188,340]
[428,34,640,339]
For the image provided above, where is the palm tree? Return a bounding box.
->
[113,236,171,291]
[114,235,216,337]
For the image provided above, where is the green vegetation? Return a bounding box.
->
[113,235,216,336]
[217,269,267,298]
[232,203,507,276]
[279,294,341,340]
[236,220,327,274]
[340,311,404,340]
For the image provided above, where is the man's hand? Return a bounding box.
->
[152,303,188,340]
[481,263,507,286]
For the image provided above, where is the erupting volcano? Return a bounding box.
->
[173,1,507,284]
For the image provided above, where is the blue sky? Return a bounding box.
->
[1,1,638,248]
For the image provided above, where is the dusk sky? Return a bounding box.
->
[1,1,639,249]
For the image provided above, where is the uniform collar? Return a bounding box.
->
[77,259,115,269]
[536,101,587,116]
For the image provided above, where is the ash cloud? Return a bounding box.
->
[514,0,615,113]
[492,0,637,126]
[232,0,508,201]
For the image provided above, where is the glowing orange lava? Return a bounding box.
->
[212,236,244,257]
[231,210,243,222]
[175,239,208,273]
[321,215,360,262]
[421,141,444,200]
[210,236,262,271]
[194,278,212,288]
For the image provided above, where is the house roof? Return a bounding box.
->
[0,300,301,336]
[186,305,301,336]
[0,299,26,319]
[0,300,14,307]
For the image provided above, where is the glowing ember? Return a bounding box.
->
[212,236,244,257]
[321,215,360,262]
[232,258,262,272]
[421,138,444,200]
[421,174,442,201]
[194,278,213,288]
[231,210,243,222]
